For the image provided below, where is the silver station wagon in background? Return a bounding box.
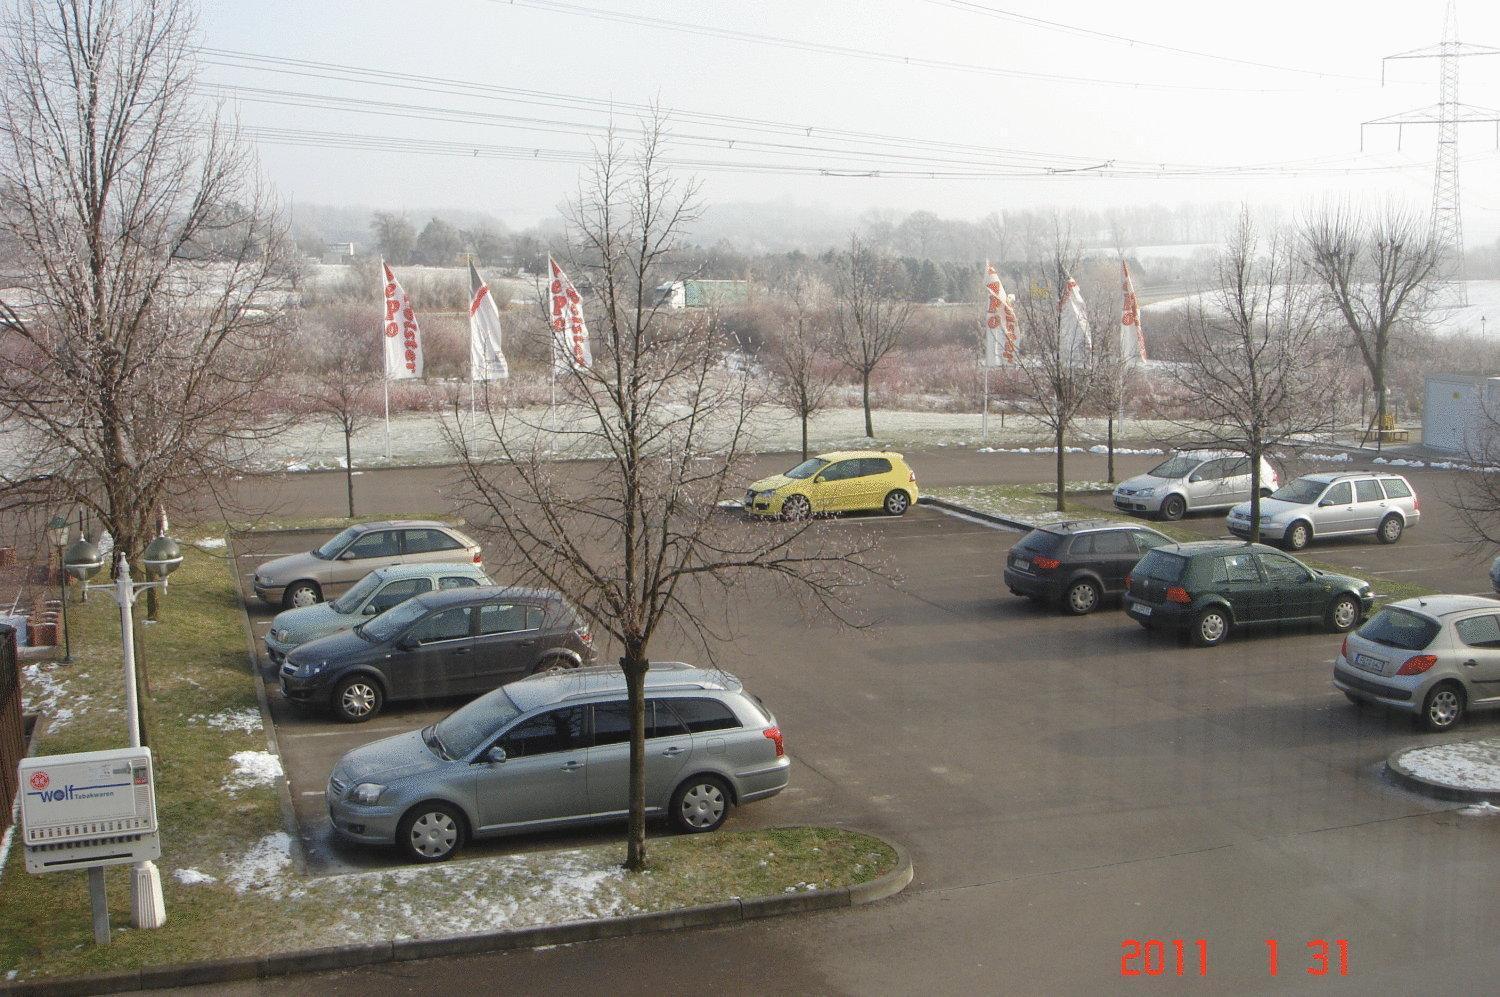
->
[327,664,790,862]
[264,562,491,664]
[1228,472,1419,550]
[1334,595,1500,730]
[1113,451,1279,521]
[253,520,484,609]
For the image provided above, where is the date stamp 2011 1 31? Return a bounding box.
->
[1120,939,1350,978]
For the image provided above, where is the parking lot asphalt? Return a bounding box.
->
[197,450,1500,994]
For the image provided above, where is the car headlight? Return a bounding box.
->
[272,628,288,642]
[297,659,328,677]
[350,783,385,805]
[1136,487,1155,498]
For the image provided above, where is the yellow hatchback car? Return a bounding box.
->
[744,451,919,519]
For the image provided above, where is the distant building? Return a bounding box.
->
[321,242,357,265]
[653,279,750,310]
[1422,374,1500,453]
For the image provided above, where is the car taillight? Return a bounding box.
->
[1032,556,1060,570]
[1413,495,1421,512]
[1396,654,1438,676]
[1125,573,1133,590]
[908,470,916,483]
[1165,586,1192,604]
[472,551,483,564]
[763,726,784,757]
[1340,636,1348,659]
[575,626,593,647]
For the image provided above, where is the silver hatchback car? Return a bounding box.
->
[1333,595,1500,730]
[327,663,789,862]
[1229,472,1419,551]
[1113,451,1280,521]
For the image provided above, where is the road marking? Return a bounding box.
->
[281,725,406,739]
[300,790,325,797]
[239,553,284,560]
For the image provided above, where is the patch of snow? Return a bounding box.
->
[192,708,263,734]
[1087,444,1164,456]
[1460,801,1500,816]
[194,537,227,550]
[223,750,283,794]
[1302,452,1351,462]
[285,462,310,473]
[173,868,217,886]
[21,662,78,727]
[226,832,292,893]
[1397,739,1500,793]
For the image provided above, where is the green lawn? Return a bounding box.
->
[0,527,897,981]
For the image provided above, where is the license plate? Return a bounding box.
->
[1354,653,1385,674]
[1131,603,1152,617]
[1011,557,1030,571]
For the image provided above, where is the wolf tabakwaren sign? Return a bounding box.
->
[19,746,160,874]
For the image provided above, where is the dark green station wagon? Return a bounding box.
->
[1123,541,1374,647]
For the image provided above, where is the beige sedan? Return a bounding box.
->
[253,521,484,608]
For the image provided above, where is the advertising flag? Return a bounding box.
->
[983,262,1020,366]
[468,262,509,380]
[1120,260,1147,365]
[381,262,423,379]
[1058,273,1092,363]
[548,256,592,371]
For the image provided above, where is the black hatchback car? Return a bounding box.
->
[280,586,596,721]
[1122,540,1373,647]
[1003,520,1174,614]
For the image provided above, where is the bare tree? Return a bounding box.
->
[447,121,876,872]
[1007,230,1111,511]
[0,0,290,579]
[1172,212,1335,540]
[1302,202,1442,448]
[304,311,381,518]
[764,272,838,460]
[831,235,911,438]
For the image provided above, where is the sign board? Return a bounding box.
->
[19,746,161,874]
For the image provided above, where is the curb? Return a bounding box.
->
[917,495,1032,532]
[1386,745,1500,805]
[0,834,911,996]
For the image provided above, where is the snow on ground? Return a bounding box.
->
[1461,801,1500,816]
[222,750,283,795]
[173,868,217,886]
[226,832,293,894]
[21,662,77,728]
[194,537,227,550]
[192,707,263,734]
[1396,739,1500,793]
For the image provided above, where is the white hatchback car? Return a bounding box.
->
[1113,451,1280,522]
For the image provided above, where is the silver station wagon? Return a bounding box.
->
[1228,472,1419,550]
[327,664,790,862]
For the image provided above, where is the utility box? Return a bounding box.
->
[1422,374,1500,454]
[19,747,160,874]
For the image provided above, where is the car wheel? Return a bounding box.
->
[1326,594,1361,633]
[781,494,811,520]
[1063,579,1101,616]
[1377,514,1404,545]
[670,775,731,833]
[882,489,911,516]
[1285,521,1311,551]
[333,675,383,723]
[1159,495,1187,521]
[533,655,578,675]
[397,802,466,863]
[1191,607,1230,647]
[1418,683,1465,732]
[283,581,321,609]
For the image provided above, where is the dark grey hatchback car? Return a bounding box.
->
[280,586,596,722]
[1003,520,1174,614]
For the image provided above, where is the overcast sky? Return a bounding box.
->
[199,0,1500,244]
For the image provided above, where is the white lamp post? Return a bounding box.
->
[63,535,182,930]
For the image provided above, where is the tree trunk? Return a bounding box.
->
[1372,364,1386,454]
[861,372,874,438]
[1248,445,1262,544]
[344,427,356,518]
[1106,414,1116,484]
[800,411,809,461]
[622,651,649,871]
[1054,423,1066,512]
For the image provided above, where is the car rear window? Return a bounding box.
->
[664,697,741,733]
[1015,529,1065,556]
[1133,549,1186,583]
[1380,478,1412,499]
[1357,607,1440,651]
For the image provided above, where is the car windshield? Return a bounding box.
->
[1270,478,1326,504]
[1357,607,1440,651]
[784,458,828,480]
[1147,455,1203,479]
[355,598,427,642]
[311,525,361,560]
[1134,549,1187,583]
[433,687,522,759]
[331,573,384,614]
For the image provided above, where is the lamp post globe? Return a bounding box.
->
[142,536,182,579]
[63,539,104,581]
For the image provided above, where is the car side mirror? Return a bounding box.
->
[813,475,826,484]
[484,746,507,765]
[397,635,419,651]
[363,604,381,616]
[338,550,357,560]
[1318,498,1334,507]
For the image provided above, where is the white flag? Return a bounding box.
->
[1058,273,1091,363]
[381,262,423,380]
[1120,260,1147,365]
[983,261,1020,366]
[549,256,592,371]
[468,262,508,380]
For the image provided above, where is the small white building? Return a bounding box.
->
[1422,374,1500,453]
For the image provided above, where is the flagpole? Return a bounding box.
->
[981,361,990,443]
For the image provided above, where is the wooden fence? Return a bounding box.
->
[0,624,23,834]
